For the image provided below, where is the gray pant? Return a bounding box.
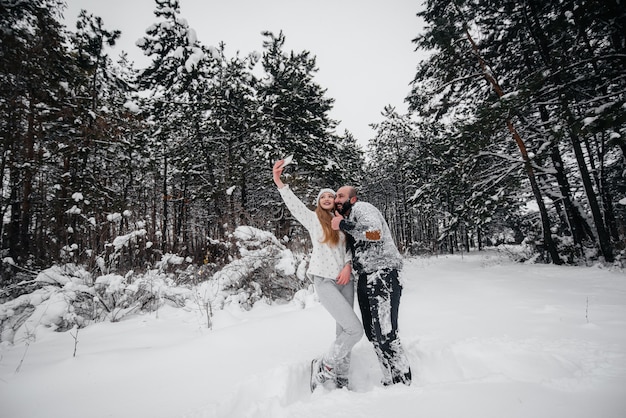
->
[313,275,364,379]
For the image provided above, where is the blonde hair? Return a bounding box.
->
[315,205,340,246]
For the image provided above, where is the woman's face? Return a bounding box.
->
[318,192,336,211]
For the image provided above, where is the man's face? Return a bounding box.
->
[334,187,353,215]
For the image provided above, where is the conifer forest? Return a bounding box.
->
[1,0,625,296]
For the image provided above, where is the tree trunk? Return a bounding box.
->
[20,95,36,261]
[522,0,614,262]
[585,133,620,243]
[540,106,595,247]
[462,26,562,264]
[161,153,169,253]
[566,123,614,262]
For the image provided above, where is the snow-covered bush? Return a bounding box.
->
[0,225,308,344]
[496,241,539,263]
[1,265,93,344]
[93,270,190,322]
[0,263,192,344]
[209,226,307,309]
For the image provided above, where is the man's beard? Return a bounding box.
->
[336,199,353,216]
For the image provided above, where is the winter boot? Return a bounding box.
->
[310,357,336,392]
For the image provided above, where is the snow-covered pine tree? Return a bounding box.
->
[256,30,355,244]
[257,31,340,187]
[407,0,625,263]
[364,108,418,252]
[136,0,209,254]
[469,0,621,262]
[193,44,263,236]
[0,0,81,273]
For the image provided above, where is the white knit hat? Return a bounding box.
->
[315,188,336,206]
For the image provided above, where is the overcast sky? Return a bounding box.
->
[62,0,427,148]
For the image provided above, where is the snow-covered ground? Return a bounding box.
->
[1,250,625,418]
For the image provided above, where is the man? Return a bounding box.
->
[331,185,412,386]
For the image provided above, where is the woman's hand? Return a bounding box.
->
[336,263,352,285]
[272,160,285,188]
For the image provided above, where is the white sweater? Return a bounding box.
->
[279,186,351,280]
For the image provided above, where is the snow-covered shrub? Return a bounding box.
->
[0,265,94,343]
[92,260,193,322]
[0,262,192,344]
[496,241,539,263]
[0,225,308,343]
[207,226,306,309]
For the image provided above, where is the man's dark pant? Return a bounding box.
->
[357,268,411,385]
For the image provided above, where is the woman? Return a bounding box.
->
[272,159,363,390]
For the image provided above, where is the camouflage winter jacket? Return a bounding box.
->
[338,201,403,275]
